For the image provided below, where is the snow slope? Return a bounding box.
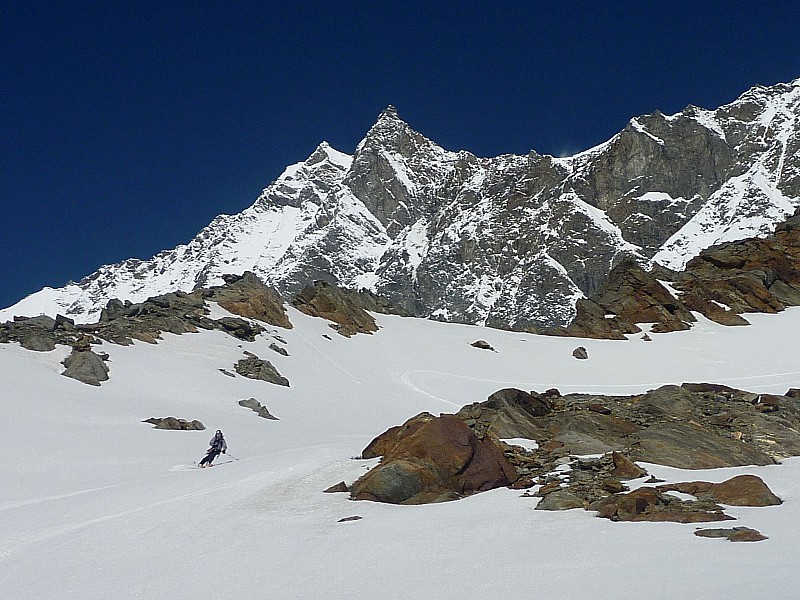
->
[3,306,800,599]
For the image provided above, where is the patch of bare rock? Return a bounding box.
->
[61,341,109,386]
[238,397,279,419]
[234,352,289,387]
[291,280,408,337]
[470,339,495,351]
[694,527,768,542]
[341,383,790,535]
[0,271,291,352]
[143,417,205,430]
[548,208,800,339]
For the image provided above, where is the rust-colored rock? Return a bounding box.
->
[694,527,768,542]
[657,475,781,507]
[610,452,647,480]
[350,414,517,504]
[292,281,378,337]
[210,272,292,329]
[589,487,733,523]
[323,481,349,493]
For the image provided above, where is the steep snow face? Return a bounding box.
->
[4,79,800,328]
[0,144,360,323]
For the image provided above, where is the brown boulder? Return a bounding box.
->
[589,487,733,523]
[694,527,768,542]
[657,475,781,507]
[610,451,647,480]
[350,414,517,504]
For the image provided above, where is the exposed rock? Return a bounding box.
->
[455,388,551,440]
[61,347,110,386]
[552,209,800,338]
[589,487,734,523]
[573,346,588,359]
[269,342,289,356]
[535,489,584,511]
[292,281,379,337]
[208,272,292,329]
[361,412,435,459]
[471,340,495,351]
[610,451,647,480]
[553,260,695,339]
[323,482,349,493]
[238,397,279,420]
[89,289,265,346]
[143,417,205,430]
[632,421,774,469]
[588,403,612,415]
[337,515,363,522]
[657,475,781,507]
[0,314,84,351]
[350,414,517,504]
[694,527,768,542]
[214,317,264,341]
[234,352,289,387]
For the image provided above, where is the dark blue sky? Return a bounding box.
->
[3,2,800,309]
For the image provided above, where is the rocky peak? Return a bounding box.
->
[344,106,459,237]
[4,77,800,331]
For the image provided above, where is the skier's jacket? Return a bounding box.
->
[209,430,227,453]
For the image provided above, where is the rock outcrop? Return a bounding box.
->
[350,414,517,504]
[349,382,800,515]
[588,487,734,523]
[656,475,781,507]
[238,397,279,420]
[292,281,380,337]
[694,527,768,542]
[208,272,292,328]
[143,417,205,430]
[234,352,290,387]
[553,208,800,338]
[61,346,109,386]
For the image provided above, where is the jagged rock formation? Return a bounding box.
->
[62,346,109,386]
[0,275,291,352]
[143,417,205,430]
[238,397,279,420]
[234,352,289,387]
[554,207,800,338]
[5,79,800,330]
[291,281,381,337]
[347,382,800,509]
[208,272,292,328]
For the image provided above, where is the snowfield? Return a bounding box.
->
[3,306,800,599]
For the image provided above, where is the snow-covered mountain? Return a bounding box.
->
[4,79,800,328]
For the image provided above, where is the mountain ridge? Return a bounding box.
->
[3,77,800,327]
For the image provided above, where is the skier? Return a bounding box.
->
[199,430,227,467]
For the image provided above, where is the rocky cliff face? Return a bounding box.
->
[3,79,800,328]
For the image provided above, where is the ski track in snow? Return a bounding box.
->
[4,306,800,598]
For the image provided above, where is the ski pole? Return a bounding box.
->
[225,452,240,461]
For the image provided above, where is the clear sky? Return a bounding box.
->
[3,1,800,310]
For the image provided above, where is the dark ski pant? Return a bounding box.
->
[199,449,221,466]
